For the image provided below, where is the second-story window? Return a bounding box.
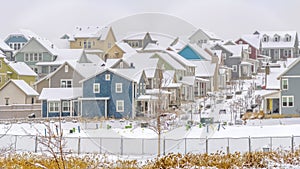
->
[61,79,72,88]
[116,83,122,93]
[282,79,288,90]
[93,83,100,93]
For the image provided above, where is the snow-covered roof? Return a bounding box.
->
[190,60,216,77]
[2,80,39,96]
[26,37,59,56]
[166,51,196,67]
[238,34,260,49]
[114,68,144,82]
[184,43,212,61]
[4,29,39,42]
[0,39,13,51]
[267,67,286,89]
[257,31,297,48]
[154,52,186,70]
[122,32,186,50]
[222,44,244,56]
[0,51,5,58]
[39,88,82,101]
[8,62,37,76]
[115,42,136,54]
[189,28,222,41]
[71,26,110,40]
[277,57,300,79]
[36,49,83,66]
[180,76,195,86]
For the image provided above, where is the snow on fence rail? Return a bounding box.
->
[1,135,300,156]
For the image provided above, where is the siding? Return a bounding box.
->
[178,46,202,60]
[281,78,300,114]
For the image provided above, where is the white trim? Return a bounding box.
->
[105,74,110,81]
[116,100,124,112]
[280,76,300,78]
[282,79,288,90]
[115,83,122,93]
[93,83,100,93]
[282,96,294,107]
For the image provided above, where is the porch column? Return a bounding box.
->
[70,100,73,117]
[105,100,108,119]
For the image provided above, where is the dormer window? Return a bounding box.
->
[262,35,269,42]
[285,34,291,42]
[274,35,280,42]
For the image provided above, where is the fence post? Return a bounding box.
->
[227,138,230,154]
[35,135,38,153]
[270,137,272,151]
[142,138,144,155]
[291,135,294,153]
[206,137,208,154]
[121,137,123,156]
[248,136,251,152]
[184,138,187,154]
[163,137,166,156]
[99,138,102,154]
[78,137,81,155]
[14,135,17,151]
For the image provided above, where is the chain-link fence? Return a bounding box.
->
[2,134,300,156]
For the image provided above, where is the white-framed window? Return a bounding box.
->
[282,79,288,90]
[38,53,43,61]
[93,83,100,93]
[282,96,294,107]
[263,35,269,42]
[65,65,69,72]
[62,101,70,112]
[24,54,29,61]
[34,53,38,61]
[238,41,243,44]
[274,35,280,42]
[285,35,291,42]
[232,65,238,72]
[116,100,124,112]
[61,79,72,88]
[49,102,60,112]
[87,41,91,48]
[248,47,252,53]
[116,83,122,93]
[105,74,110,81]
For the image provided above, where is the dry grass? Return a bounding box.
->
[0,149,299,168]
[264,113,300,119]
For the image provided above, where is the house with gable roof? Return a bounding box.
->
[105,42,136,59]
[123,32,158,49]
[14,37,59,73]
[79,68,147,119]
[277,57,300,115]
[34,60,103,94]
[0,79,39,105]
[211,43,256,80]
[189,28,222,48]
[255,31,299,62]
[69,26,117,58]
[0,52,37,88]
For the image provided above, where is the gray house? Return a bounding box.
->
[277,58,300,115]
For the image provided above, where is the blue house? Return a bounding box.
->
[178,43,212,60]
[39,88,82,117]
[277,58,300,115]
[80,68,147,119]
[4,29,38,51]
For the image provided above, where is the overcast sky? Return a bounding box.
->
[1,0,300,41]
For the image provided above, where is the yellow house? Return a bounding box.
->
[0,52,37,88]
[69,26,117,59]
[105,42,136,59]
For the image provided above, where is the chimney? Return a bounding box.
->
[130,62,135,68]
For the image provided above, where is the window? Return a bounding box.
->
[263,35,269,42]
[285,35,291,42]
[24,54,29,61]
[62,101,70,112]
[232,65,238,72]
[116,83,122,93]
[79,41,82,46]
[108,42,111,48]
[274,35,280,42]
[61,79,72,88]
[282,79,288,90]
[30,53,33,61]
[238,41,243,44]
[49,102,60,112]
[38,53,43,61]
[84,40,87,48]
[116,100,124,112]
[65,65,69,72]
[87,41,91,48]
[93,83,100,93]
[282,96,294,107]
[248,47,252,53]
[105,74,110,81]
